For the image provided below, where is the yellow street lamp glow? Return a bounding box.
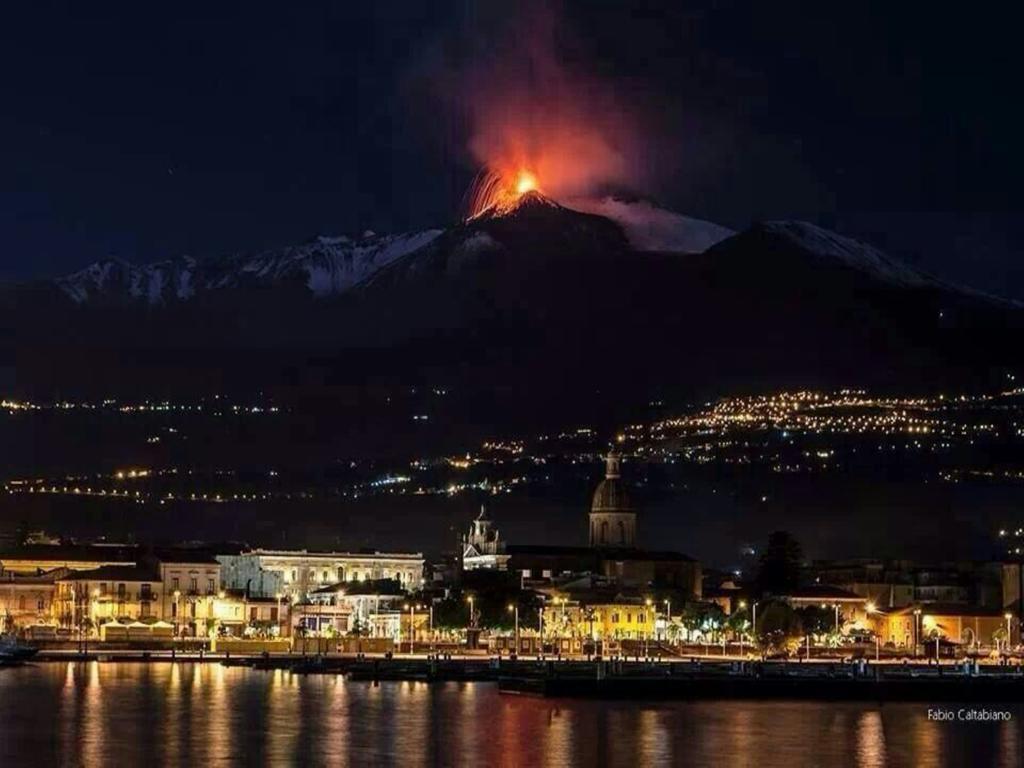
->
[866,602,876,613]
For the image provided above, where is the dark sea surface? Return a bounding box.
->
[0,662,1020,766]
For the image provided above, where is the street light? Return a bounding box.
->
[645,598,653,658]
[917,610,925,659]
[738,600,748,657]
[507,603,519,656]
[408,603,416,655]
[866,602,879,662]
[663,598,672,643]
[173,589,181,638]
[1005,612,1014,651]
[275,592,283,637]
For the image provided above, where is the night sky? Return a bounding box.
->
[3,1,1023,297]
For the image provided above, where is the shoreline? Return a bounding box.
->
[11,654,1024,702]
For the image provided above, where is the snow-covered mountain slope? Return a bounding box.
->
[564,196,734,253]
[54,230,442,304]
[757,221,935,288]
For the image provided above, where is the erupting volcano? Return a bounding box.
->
[462,166,547,220]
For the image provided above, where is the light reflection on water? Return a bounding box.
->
[0,662,1019,766]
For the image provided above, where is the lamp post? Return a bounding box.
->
[913,609,922,657]
[1005,612,1014,651]
[866,602,879,662]
[507,604,519,656]
[275,592,283,637]
[538,597,545,657]
[833,603,840,637]
[173,589,181,639]
[644,598,653,658]
[663,598,672,643]
[429,603,434,656]
[409,604,416,655]
[738,600,747,657]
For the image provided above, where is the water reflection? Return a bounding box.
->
[1,663,1019,767]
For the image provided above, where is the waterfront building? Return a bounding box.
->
[874,604,1017,649]
[809,559,1004,610]
[153,549,223,636]
[304,579,408,638]
[55,566,162,629]
[541,590,657,645]
[461,506,509,571]
[218,549,425,602]
[0,569,60,632]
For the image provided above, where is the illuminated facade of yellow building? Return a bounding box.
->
[543,600,656,641]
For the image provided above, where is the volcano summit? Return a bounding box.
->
[2,197,1022,422]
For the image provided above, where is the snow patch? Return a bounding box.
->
[565,197,734,253]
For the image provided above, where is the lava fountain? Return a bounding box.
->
[462,166,544,220]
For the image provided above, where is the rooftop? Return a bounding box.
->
[59,565,160,582]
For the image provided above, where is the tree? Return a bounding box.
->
[755,601,802,653]
[348,616,366,637]
[795,606,834,637]
[756,531,803,596]
[679,602,726,640]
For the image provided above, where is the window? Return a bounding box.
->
[207,578,215,595]
[100,582,108,595]
[250,607,258,622]
[618,520,626,544]
[17,596,25,610]
[141,584,152,599]
[117,583,126,598]
[189,578,198,593]
[171,577,179,591]
[171,603,177,618]
[627,613,633,623]
[37,598,44,611]
[611,613,619,623]
[322,571,328,583]
[290,570,297,582]
[639,613,645,623]
[600,521,608,544]
[270,607,278,622]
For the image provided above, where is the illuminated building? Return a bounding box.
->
[461,506,510,571]
[218,549,424,602]
[589,451,637,548]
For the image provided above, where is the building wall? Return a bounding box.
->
[543,603,656,641]
[224,551,424,600]
[54,578,160,628]
[0,579,55,630]
[157,562,222,632]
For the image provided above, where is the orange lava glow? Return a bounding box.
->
[462,166,543,220]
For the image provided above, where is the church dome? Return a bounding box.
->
[590,451,634,513]
[591,478,633,513]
